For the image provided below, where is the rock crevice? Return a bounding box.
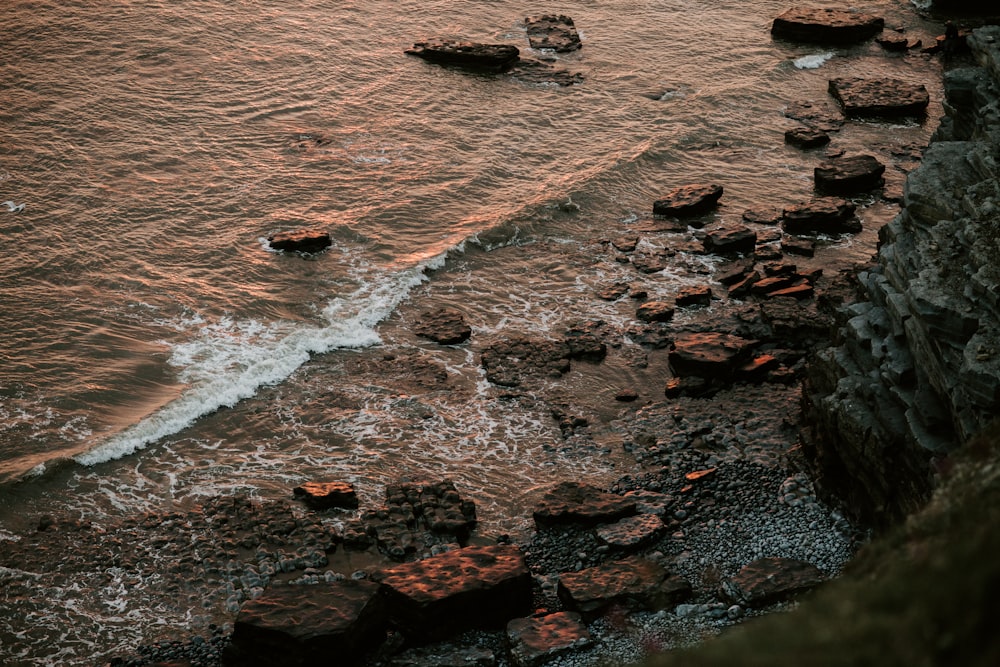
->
[803,26,1000,528]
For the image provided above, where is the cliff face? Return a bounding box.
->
[803,26,1000,528]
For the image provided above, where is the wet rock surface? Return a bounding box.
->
[721,557,826,607]
[652,184,724,218]
[781,198,862,235]
[267,229,332,254]
[481,336,572,387]
[557,557,692,618]
[828,77,930,118]
[524,15,582,53]
[293,481,360,510]
[405,41,520,71]
[413,307,472,345]
[771,8,884,44]
[533,482,638,528]
[506,612,592,667]
[814,155,886,195]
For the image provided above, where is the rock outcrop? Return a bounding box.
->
[771,8,884,44]
[803,26,1000,528]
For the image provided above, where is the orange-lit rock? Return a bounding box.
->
[292,481,359,510]
[379,545,532,642]
[524,15,582,52]
[722,557,826,607]
[506,611,592,666]
[829,77,930,118]
[653,184,724,219]
[558,556,692,618]
[533,481,637,527]
[668,332,756,379]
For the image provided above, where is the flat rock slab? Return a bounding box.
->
[557,557,692,617]
[668,332,757,379]
[224,579,386,667]
[675,285,712,308]
[379,545,532,642]
[702,225,757,255]
[508,58,583,86]
[783,100,844,132]
[781,197,861,235]
[292,481,359,510]
[268,229,332,254]
[722,557,826,607]
[742,207,784,226]
[413,306,472,345]
[829,77,929,117]
[785,126,830,149]
[771,8,884,44]
[815,155,885,195]
[506,611,592,667]
[405,41,520,71]
[636,301,675,323]
[653,184,724,218]
[480,336,571,387]
[525,15,581,52]
[533,481,637,527]
[781,236,816,257]
[596,513,666,550]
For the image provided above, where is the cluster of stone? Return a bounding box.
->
[403,15,584,86]
[802,26,1000,528]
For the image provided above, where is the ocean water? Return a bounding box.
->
[1,0,945,663]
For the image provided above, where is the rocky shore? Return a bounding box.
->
[6,7,999,667]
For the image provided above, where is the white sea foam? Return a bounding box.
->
[793,52,835,69]
[73,253,450,467]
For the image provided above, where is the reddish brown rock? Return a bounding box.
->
[636,301,675,323]
[631,251,668,274]
[557,557,692,617]
[413,307,472,345]
[716,258,755,286]
[292,481,359,510]
[223,579,387,667]
[741,207,783,226]
[781,198,861,235]
[267,229,332,254]
[877,30,910,52]
[481,336,571,387]
[563,320,609,361]
[785,126,831,149]
[668,332,757,379]
[727,271,761,299]
[596,513,666,550]
[506,611,592,667]
[735,354,781,382]
[771,8,884,44]
[652,184,724,218]
[533,481,637,527]
[596,283,629,301]
[701,225,757,255]
[524,15,581,52]
[611,234,639,252]
[405,41,520,71]
[722,557,826,607]
[379,545,532,642]
[767,282,814,300]
[814,155,886,195]
[781,236,816,257]
[783,100,844,132]
[829,77,930,118]
[675,286,713,308]
[751,275,800,296]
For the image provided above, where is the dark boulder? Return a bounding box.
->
[702,225,757,255]
[814,155,886,195]
[379,545,533,642]
[481,336,571,387]
[785,126,831,149]
[563,320,609,361]
[292,481,359,510]
[652,184,724,218]
[223,579,387,667]
[668,332,757,379]
[267,229,332,254]
[557,557,692,618]
[828,77,930,118]
[721,557,826,607]
[405,41,520,72]
[781,198,861,235]
[533,481,637,527]
[771,8,884,44]
[506,612,592,667]
[524,15,581,52]
[413,307,472,345]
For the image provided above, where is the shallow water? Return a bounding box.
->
[0,0,947,663]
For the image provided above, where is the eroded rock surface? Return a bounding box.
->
[653,184,724,218]
[771,8,884,44]
[524,15,581,52]
[267,229,332,254]
[506,611,592,667]
[722,557,826,607]
[557,557,692,617]
[814,155,886,195]
[533,481,637,527]
[405,41,520,71]
[829,77,930,117]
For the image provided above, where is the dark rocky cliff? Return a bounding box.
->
[802,26,1000,528]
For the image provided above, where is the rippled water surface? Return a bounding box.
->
[1,0,947,663]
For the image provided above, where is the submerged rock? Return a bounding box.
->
[414,307,472,345]
[405,41,520,71]
[524,15,582,52]
[771,8,884,44]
